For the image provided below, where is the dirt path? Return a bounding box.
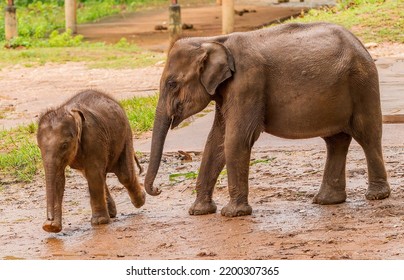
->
[1,145,403,259]
[0,64,163,129]
[0,2,403,260]
[77,2,305,51]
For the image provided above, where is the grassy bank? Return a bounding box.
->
[0,94,158,183]
[0,124,40,182]
[121,94,158,135]
[285,0,403,43]
[0,38,164,69]
[0,1,167,69]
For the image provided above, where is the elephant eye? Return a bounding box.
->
[167,80,178,90]
[61,142,68,150]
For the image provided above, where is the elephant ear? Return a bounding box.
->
[200,42,235,95]
[69,109,85,143]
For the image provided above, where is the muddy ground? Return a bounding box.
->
[0,145,403,260]
[1,2,404,260]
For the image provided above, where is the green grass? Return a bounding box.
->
[0,0,168,42]
[0,95,158,183]
[76,0,168,23]
[0,39,165,69]
[0,1,167,69]
[283,0,403,43]
[167,157,277,185]
[169,171,199,183]
[120,93,159,134]
[250,157,276,166]
[0,123,40,182]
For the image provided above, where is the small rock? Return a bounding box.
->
[197,251,217,257]
[155,24,167,31]
[182,23,193,30]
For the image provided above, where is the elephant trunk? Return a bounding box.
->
[45,167,55,222]
[43,162,65,233]
[144,107,172,196]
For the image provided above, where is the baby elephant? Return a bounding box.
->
[37,90,145,233]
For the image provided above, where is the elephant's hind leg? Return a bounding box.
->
[313,132,352,205]
[105,187,117,218]
[351,117,390,200]
[115,142,146,209]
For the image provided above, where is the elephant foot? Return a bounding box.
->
[42,220,62,233]
[312,183,347,205]
[131,189,146,208]
[189,199,217,215]
[366,181,390,200]
[91,215,110,225]
[221,202,252,217]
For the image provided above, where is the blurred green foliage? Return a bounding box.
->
[0,0,166,46]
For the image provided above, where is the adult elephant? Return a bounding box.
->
[144,22,390,217]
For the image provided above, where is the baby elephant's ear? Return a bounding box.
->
[69,109,85,142]
[200,42,235,95]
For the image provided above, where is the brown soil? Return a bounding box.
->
[1,146,403,260]
[1,3,404,260]
[77,4,305,51]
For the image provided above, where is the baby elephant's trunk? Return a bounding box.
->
[42,163,65,233]
[45,170,55,221]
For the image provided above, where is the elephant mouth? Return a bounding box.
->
[170,115,182,129]
[170,103,183,129]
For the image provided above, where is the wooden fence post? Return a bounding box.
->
[168,1,182,43]
[5,0,17,40]
[222,0,234,34]
[65,0,77,34]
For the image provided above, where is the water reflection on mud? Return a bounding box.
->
[44,237,65,257]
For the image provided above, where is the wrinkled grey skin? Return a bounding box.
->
[37,90,145,232]
[144,22,391,217]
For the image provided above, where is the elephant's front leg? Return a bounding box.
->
[218,96,262,217]
[189,107,225,215]
[221,137,253,217]
[221,115,261,217]
[86,169,110,225]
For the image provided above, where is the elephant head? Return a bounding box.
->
[37,108,84,233]
[144,39,235,196]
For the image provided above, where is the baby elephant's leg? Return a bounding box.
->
[105,187,117,218]
[115,144,146,208]
[86,169,111,225]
